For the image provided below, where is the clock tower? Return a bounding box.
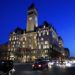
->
[26,4,38,32]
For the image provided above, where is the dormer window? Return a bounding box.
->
[44,25,45,28]
[13,32,15,34]
[47,31,49,35]
[9,37,11,41]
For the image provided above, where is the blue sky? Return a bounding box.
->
[0,0,75,56]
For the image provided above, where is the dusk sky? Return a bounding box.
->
[0,0,75,57]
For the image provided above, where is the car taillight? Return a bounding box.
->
[38,64,41,67]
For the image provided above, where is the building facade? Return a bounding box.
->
[8,4,65,62]
[64,48,70,58]
[0,42,8,60]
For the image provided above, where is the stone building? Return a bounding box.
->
[8,4,64,62]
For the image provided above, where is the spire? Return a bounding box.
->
[28,3,35,10]
[27,3,37,16]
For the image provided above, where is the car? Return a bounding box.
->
[0,60,14,74]
[32,60,48,70]
[48,61,54,69]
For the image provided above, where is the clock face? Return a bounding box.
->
[29,17,32,20]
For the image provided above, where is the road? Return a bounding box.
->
[13,63,75,75]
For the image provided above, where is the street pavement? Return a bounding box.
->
[13,63,75,75]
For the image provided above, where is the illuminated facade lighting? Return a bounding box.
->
[7,4,65,62]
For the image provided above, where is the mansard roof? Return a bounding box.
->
[43,21,52,28]
[14,27,24,34]
[36,21,58,35]
[58,36,63,40]
[37,21,52,29]
[58,36,64,43]
[9,21,58,34]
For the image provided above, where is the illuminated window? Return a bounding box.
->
[15,37,17,40]
[17,41,19,43]
[38,31,39,33]
[47,45,49,48]
[39,33,41,36]
[34,36,36,39]
[27,56,30,58]
[45,41,48,44]
[29,45,31,48]
[53,35,56,38]
[25,37,26,40]
[30,34,32,36]
[23,45,25,48]
[12,45,14,47]
[9,37,11,41]
[12,38,14,40]
[36,34,37,36]
[14,48,15,51]
[8,48,10,51]
[13,42,15,44]
[43,45,46,49]
[33,51,36,53]
[19,42,20,45]
[43,30,45,35]
[47,31,49,35]
[20,38,23,41]
[31,46,33,49]
[45,50,48,53]
[39,45,41,49]
[29,17,32,20]
[35,41,37,44]
[11,48,13,51]
[38,42,39,45]
[13,32,15,34]
[11,42,13,44]
[41,38,44,41]
[23,42,25,44]
[52,32,56,39]
[44,25,45,28]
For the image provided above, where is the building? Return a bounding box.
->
[8,4,64,62]
[36,21,60,59]
[58,36,64,48]
[64,48,70,58]
[0,42,8,60]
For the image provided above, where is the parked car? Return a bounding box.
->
[0,60,14,74]
[32,60,48,70]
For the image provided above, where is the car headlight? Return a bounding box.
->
[1,61,4,64]
[38,64,41,67]
[32,64,34,67]
[66,63,71,67]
